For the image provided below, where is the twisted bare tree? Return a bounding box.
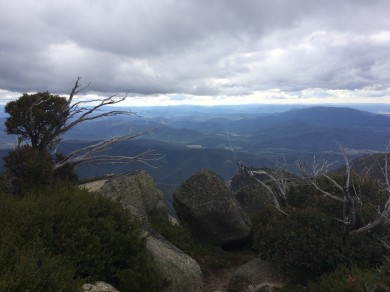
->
[297,142,390,235]
[237,161,290,214]
[5,77,162,170]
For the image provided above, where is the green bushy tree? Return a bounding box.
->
[5,92,69,150]
[3,78,158,187]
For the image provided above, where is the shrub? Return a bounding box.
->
[0,239,82,291]
[0,184,163,291]
[0,173,13,194]
[148,216,203,259]
[3,147,79,194]
[252,204,388,283]
[54,153,78,182]
[3,146,55,193]
[148,216,253,272]
[307,265,385,291]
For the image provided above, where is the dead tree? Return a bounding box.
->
[45,77,139,150]
[237,161,290,214]
[297,142,390,235]
[5,77,162,169]
[54,132,162,170]
[352,142,390,233]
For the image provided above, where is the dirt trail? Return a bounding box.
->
[203,265,242,292]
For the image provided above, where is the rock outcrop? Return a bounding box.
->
[83,281,118,292]
[173,169,252,248]
[81,171,202,291]
[80,170,169,220]
[234,185,269,217]
[145,229,203,292]
[227,258,285,292]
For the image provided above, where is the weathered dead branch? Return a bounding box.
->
[297,142,390,235]
[22,77,162,170]
[237,162,289,215]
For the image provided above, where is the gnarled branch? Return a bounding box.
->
[237,161,290,215]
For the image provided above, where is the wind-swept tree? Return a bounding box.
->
[5,92,69,150]
[4,77,160,172]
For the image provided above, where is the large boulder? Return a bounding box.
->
[234,185,269,217]
[80,170,169,220]
[83,282,118,292]
[173,169,252,248]
[227,259,285,292]
[145,229,203,292]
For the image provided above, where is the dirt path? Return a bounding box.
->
[203,264,243,292]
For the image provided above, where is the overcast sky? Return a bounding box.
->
[1,0,390,106]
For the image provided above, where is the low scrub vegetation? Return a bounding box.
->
[252,176,390,285]
[0,184,163,291]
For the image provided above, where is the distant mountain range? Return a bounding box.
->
[1,105,389,206]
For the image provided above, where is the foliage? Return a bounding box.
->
[0,239,82,291]
[307,265,386,291]
[0,184,163,291]
[148,216,204,259]
[0,173,13,194]
[148,216,254,272]
[252,191,389,283]
[3,146,77,193]
[54,152,78,182]
[5,92,69,150]
[4,146,55,193]
[253,205,342,282]
[3,81,159,172]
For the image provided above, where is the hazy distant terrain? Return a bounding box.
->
[1,104,390,206]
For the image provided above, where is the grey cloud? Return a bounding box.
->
[0,0,390,98]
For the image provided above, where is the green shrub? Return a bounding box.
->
[148,216,254,273]
[3,147,79,194]
[3,146,55,193]
[0,183,163,291]
[0,239,82,292]
[148,216,204,259]
[54,153,78,182]
[0,173,13,194]
[308,265,386,291]
[252,204,388,283]
[253,205,342,282]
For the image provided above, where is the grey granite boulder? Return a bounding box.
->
[173,169,252,248]
[83,281,118,292]
[227,258,285,292]
[145,229,203,292]
[80,170,169,220]
[234,185,269,217]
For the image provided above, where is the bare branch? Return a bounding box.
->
[350,141,390,234]
[237,162,290,215]
[54,130,162,170]
[297,145,357,234]
[296,159,347,203]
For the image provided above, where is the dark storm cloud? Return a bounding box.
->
[0,0,389,100]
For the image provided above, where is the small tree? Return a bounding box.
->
[4,77,160,171]
[5,92,69,150]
